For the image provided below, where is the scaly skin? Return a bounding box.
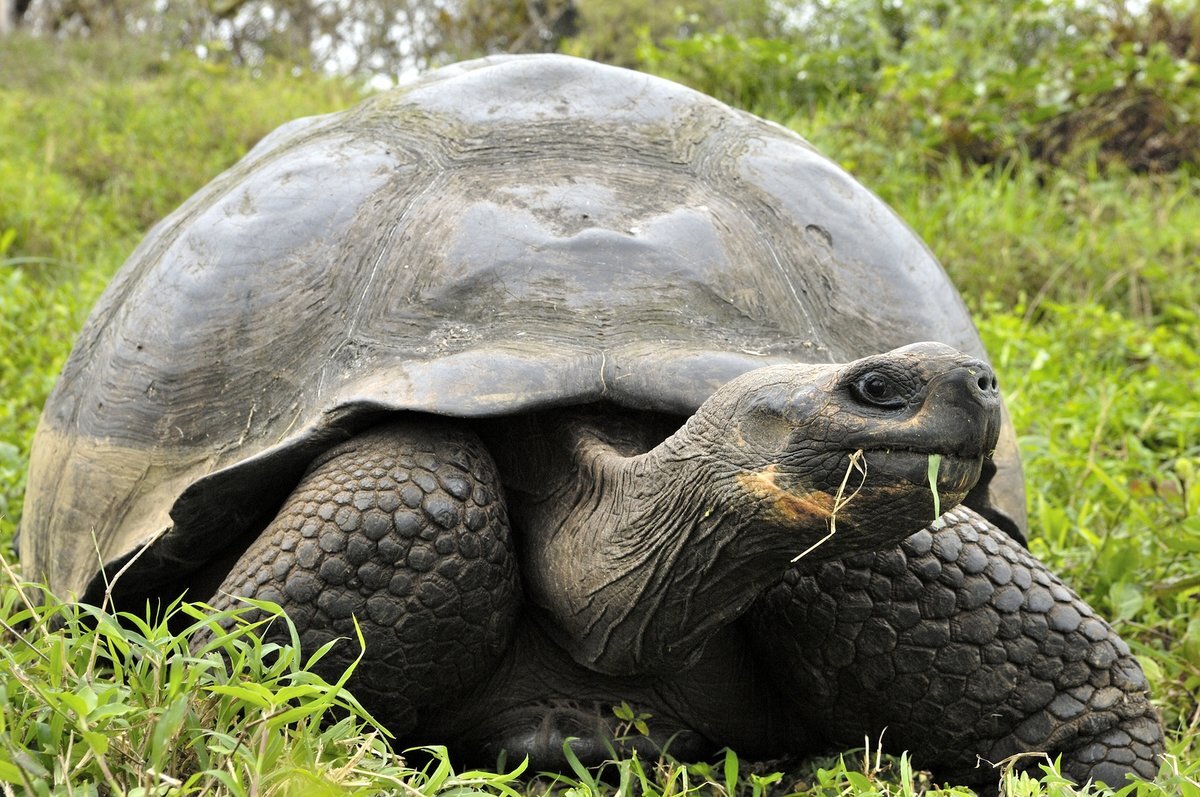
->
[210,432,1162,788]
[208,420,519,736]
[749,506,1163,789]
[201,346,1161,786]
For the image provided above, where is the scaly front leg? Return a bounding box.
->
[747,506,1163,790]
[207,419,520,739]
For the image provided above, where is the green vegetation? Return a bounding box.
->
[1,1,1197,792]
[0,39,361,523]
[639,0,1200,174]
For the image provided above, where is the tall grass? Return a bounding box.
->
[0,565,539,795]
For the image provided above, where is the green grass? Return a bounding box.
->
[0,570,539,795]
[1,32,1198,796]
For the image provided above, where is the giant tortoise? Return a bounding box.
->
[21,55,1162,788]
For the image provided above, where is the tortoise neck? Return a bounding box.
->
[519,411,798,676]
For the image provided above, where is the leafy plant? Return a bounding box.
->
[637,0,1200,174]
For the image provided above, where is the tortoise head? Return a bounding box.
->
[687,341,1003,559]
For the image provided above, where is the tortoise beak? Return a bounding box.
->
[921,361,1003,459]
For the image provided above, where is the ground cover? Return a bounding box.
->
[0,24,1196,795]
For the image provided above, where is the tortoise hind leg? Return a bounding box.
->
[747,506,1163,790]
[206,418,520,738]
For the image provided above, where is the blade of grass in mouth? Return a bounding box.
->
[927,453,944,530]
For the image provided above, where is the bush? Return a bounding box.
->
[638,0,1200,173]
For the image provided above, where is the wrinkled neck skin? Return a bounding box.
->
[514,410,820,678]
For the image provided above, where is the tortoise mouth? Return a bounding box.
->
[858,447,986,497]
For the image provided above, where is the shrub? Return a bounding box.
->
[638,0,1200,173]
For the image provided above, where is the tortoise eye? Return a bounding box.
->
[852,372,906,409]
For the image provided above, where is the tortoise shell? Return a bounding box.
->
[22,54,1024,603]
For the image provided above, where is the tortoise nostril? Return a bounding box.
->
[961,364,1000,406]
